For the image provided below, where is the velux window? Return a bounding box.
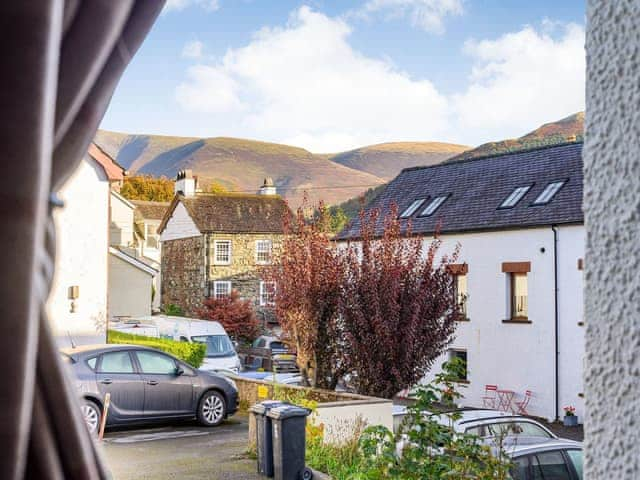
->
[532,180,566,205]
[400,199,425,218]
[420,195,448,217]
[499,185,531,209]
[213,240,232,265]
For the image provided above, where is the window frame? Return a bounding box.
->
[498,184,533,209]
[454,273,468,320]
[399,199,426,218]
[418,194,449,217]
[448,348,468,382]
[509,272,529,321]
[213,240,232,265]
[255,239,273,265]
[531,179,567,206]
[213,280,232,299]
[259,280,276,306]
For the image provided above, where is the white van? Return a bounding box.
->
[113,315,242,374]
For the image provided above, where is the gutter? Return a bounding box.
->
[552,225,559,422]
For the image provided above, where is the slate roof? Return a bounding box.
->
[337,142,583,240]
[159,193,289,234]
[132,200,170,221]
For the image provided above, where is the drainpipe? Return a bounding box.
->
[552,225,559,422]
[205,234,211,298]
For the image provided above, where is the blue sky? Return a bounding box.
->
[101,0,585,152]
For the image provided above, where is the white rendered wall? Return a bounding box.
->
[420,226,584,421]
[48,156,109,347]
[109,192,134,247]
[160,201,200,241]
[584,1,640,477]
[108,254,153,318]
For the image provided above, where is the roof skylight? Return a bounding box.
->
[420,195,448,217]
[499,185,532,209]
[533,181,566,205]
[399,199,425,218]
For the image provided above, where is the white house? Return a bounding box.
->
[48,143,123,346]
[338,142,584,422]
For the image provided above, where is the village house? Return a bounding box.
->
[48,143,123,346]
[159,171,287,325]
[338,142,585,422]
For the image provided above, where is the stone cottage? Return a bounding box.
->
[158,171,288,325]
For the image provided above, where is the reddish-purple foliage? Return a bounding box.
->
[262,200,345,389]
[197,290,261,344]
[340,205,460,398]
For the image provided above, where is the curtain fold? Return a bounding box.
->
[0,1,164,478]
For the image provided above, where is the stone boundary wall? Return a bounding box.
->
[235,376,393,446]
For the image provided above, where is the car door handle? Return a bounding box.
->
[100,378,112,385]
[147,380,158,386]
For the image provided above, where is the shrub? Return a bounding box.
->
[197,290,261,343]
[107,330,206,368]
[163,303,184,316]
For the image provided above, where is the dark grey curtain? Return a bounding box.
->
[0,2,164,478]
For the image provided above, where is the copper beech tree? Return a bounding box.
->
[340,206,460,399]
[262,202,345,389]
[197,290,260,344]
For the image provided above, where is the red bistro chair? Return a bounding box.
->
[482,385,498,409]
[515,390,533,415]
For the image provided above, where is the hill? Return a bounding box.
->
[448,112,584,162]
[93,132,466,206]
[330,142,469,179]
[332,112,586,220]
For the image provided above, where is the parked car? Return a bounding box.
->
[61,344,239,434]
[507,438,582,479]
[394,408,557,439]
[238,370,303,386]
[238,335,298,372]
[112,315,242,374]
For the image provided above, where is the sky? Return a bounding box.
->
[100,0,585,153]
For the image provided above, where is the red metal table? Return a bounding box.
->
[496,389,515,413]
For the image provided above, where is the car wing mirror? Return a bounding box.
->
[175,366,184,376]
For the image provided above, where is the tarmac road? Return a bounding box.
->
[101,412,261,480]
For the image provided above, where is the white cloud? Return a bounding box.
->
[165,0,219,13]
[174,7,585,151]
[358,0,464,34]
[452,23,585,142]
[182,40,204,58]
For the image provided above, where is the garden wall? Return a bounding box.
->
[235,377,393,445]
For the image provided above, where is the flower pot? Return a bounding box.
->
[563,415,578,427]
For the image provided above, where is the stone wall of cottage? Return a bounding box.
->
[161,235,205,316]
[206,232,283,325]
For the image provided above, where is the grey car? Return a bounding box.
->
[61,344,239,434]
[507,438,583,479]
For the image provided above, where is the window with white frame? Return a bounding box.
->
[259,281,276,306]
[255,240,273,264]
[213,281,231,299]
[145,223,159,249]
[213,240,232,265]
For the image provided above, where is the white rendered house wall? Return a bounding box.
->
[418,225,585,421]
[47,155,110,347]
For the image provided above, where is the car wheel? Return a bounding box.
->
[197,391,226,427]
[81,399,101,434]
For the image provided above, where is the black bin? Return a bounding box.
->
[267,404,312,480]
[249,400,284,477]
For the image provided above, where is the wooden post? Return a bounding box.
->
[98,393,111,440]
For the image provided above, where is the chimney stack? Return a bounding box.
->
[175,169,197,197]
[259,177,276,196]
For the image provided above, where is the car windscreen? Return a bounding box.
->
[270,341,286,350]
[191,335,236,358]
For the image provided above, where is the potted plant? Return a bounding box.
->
[563,406,578,426]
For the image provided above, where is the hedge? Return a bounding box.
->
[107,330,206,368]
